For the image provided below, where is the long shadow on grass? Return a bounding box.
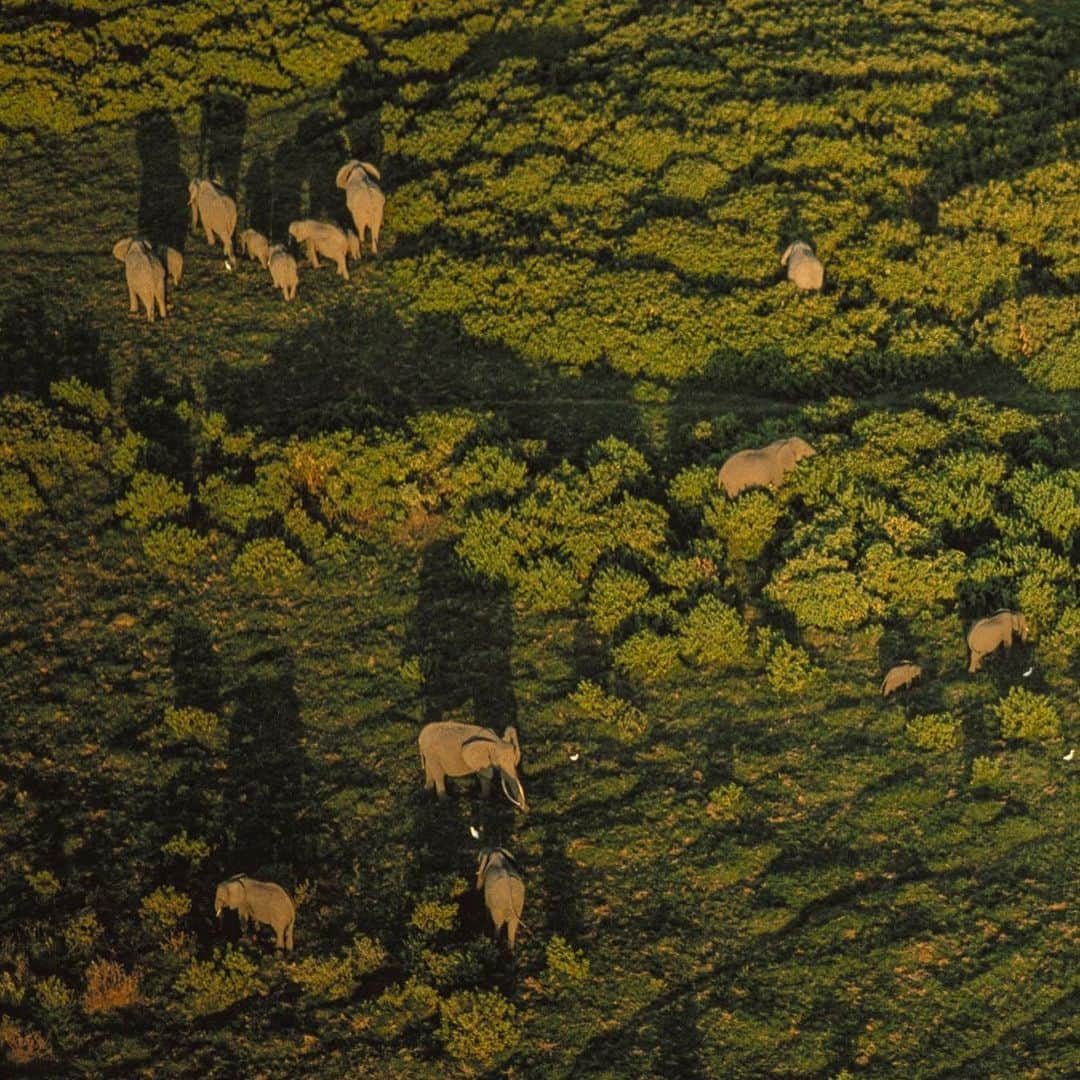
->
[204,296,647,461]
[198,92,247,196]
[136,109,189,251]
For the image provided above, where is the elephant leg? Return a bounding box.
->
[128,285,139,314]
[306,241,319,268]
[371,223,380,254]
[203,224,215,246]
[285,921,294,951]
[477,772,493,799]
[336,254,348,280]
[506,919,517,949]
[274,923,285,949]
[968,651,982,673]
[156,286,167,321]
[143,291,155,322]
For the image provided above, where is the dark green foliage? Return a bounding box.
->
[1,0,1078,1077]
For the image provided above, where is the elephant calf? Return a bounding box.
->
[155,244,183,287]
[268,244,298,301]
[780,241,824,291]
[477,849,525,949]
[288,219,353,280]
[967,610,1029,673]
[214,875,295,951]
[112,237,167,322]
[238,228,271,269]
[717,436,815,497]
[881,661,922,697]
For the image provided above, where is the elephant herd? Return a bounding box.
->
[113,161,386,319]
[714,437,1033,692]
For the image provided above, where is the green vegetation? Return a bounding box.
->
[1,0,1077,1075]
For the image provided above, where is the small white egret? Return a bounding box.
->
[1064,749,1075,762]
[1022,666,1034,677]
[469,825,481,839]
[569,752,580,762]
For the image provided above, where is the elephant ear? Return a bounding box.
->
[112,237,133,261]
[502,725,521,764]
[336,160,361,188]
[460,733,496,772]
[780,243,795,266]
[359,161,381,181]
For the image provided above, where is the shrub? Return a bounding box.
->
[62,910,102,956]
[762,639,825,697]
[0,969,25,1007]
[766,550,881,632]
[0,1018,51,1066]
[141,525,213,578]
[906,713,962,753]
[290,936,387,1001]
[970,756,1005,794]
[992,687,1061,743]
[230,538,304,588]
[25,870,61,901]
[163,706,225,751]
[174,949,266,1019]
[587,567,652,636]
[704,491,783,563]
[545,935,590,989]
[160,830,211,866]
[354,978,439,1040]
[438,989,520,1072]
[568,680,647,741]
[34,975,72,1011]
[409,900,458,936]
[612,629,682,684]
[706,782,748,822]
[82,959,140,1014]
[139,886,191,937]
[678,596,752,669]
[115,471,189,529]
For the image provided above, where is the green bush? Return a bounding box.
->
[173,949,266,1019]
[356,978,439,1041]
[992,687,1061,743]
[704,491,782,563]
[115,471,189,530]
[678,596,752,669]
[230,538,304,588]
[409,899,458,936]
[139,886,191,938]
[545,935,591,990]
[163,706,225,751]
[762,639,825,697]
[906,713,962,753]
[438,989,520,1072]
[567,680,647,741]
[160,831,211,867]
[612,629,682,685]
[587,567,652,637]
[970,756,1005,794]
[34,976,72,1012]
[141,525,212,579]
[706,782,748,823]
[766,550,883,632]
[62,911,102,957]
[290,936,387,1001]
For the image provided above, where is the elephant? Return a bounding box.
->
[214,875,295,950]
[288,219,353,280]
[237,228,270,268]
[336,160,385,255]
[717,436,815,497]
[476,849,525,949]
[881,661,922,697]
[267,244,298,301]
[967,610,1030,673]
[418,721,526,810]
[112,237,167,322]
[156,244,183,286]
[780,241,824,291]
[188,178,237,264]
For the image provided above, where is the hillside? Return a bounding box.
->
[0,1,1077,1076]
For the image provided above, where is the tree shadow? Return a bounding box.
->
[0,291,107,399]
[170,612,222,714]
[198,93,247,195]
[122,359,195,484]
[408,538,516,730]
[242,152,273,237]
[135,109,189,250]
[223,644,306,873]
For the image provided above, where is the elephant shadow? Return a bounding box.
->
[198,92,247,196]
[135,108,189,250]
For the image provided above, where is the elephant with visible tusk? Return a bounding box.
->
[881,661,922,697]
[476,849,525,949]
[967,610,1029,673]
[112,237,167,322]
[717,436,815,497]
[287,220,354,280]
[214,875,295,951]
[780,241,824,291]
[419,721,526,810]
[336,160,385,255]
[188,178,237,264]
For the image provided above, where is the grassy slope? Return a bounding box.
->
[1,1,1078,1077]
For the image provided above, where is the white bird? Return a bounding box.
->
[569,752,580,762]
[224,259,234,272]
[1022,666,1034,677]
[469,825,481,839]
[1064,749,1075,762]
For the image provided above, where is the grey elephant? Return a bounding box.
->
[188,178,237,264]
[112,237,167,322]
[781,241,824,291]
[418,721,526,810]
[881,661,922,697]
[238,228,270,268]
[336,160,385,255]
[214,875,295,950]
[156,244,183,286]
[288,220,353,280]
[267,244,298,301]
[717,436,815,497]
[967,611,1030,673]
[476,849,525,949]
